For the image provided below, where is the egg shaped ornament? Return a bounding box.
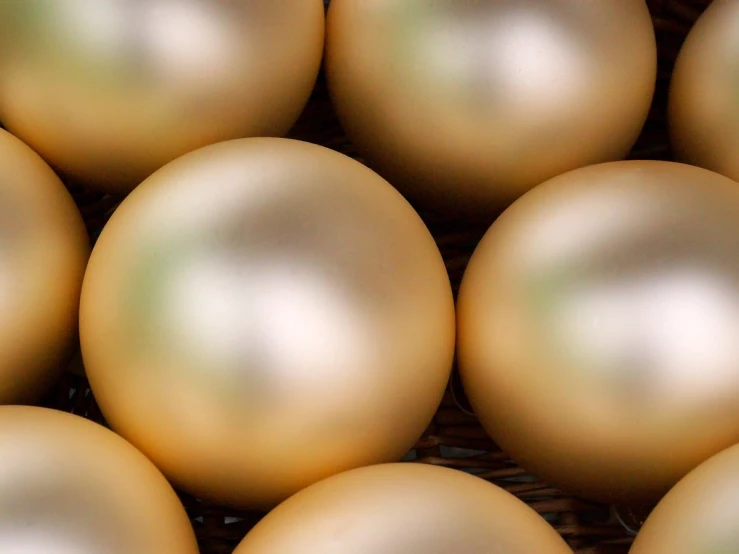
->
[325,0,657,217]
[0,406,198,553]
[0,128,89,404]
[234,463,572,554]
[0,0,325,194]
[629,443,739,554]
[669,0,739,182]
[458,160,739,508]
[80,138,456,510]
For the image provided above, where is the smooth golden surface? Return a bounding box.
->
[0,129,89,404]
[234,463,573,554]
[0,0,325,194]
[80,138,456,510]
[0,406,198,553]
[630,443,739,554]
[458,161,739,507]
[669,0,739,182]
[325,0,656,217]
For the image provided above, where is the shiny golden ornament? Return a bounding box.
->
[0,405,198,554]
[325,0,657,217]
[458,160,739,507]
[80,138,456,510]
[669,0,739,182]
[0,128,89,404]
[629,443,739,554]
[0,0,325,194]
[234,463,573,554]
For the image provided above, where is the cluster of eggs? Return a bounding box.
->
[1,1,739,553]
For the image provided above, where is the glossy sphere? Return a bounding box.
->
[458,161,739,507]
[669,0,739,182]
[0,406,198,553]
[80,138,456,510]
[325,0,656,216]
[234,463,573,554]
[630,443,739,554]
[0,0,325,194]
[0,129,89,404]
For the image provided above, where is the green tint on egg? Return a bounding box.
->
[80,138,456,510]
[326,0,656,216]
[458,160,739,507]
[0,0,325,193]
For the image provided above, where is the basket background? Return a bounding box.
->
[42,1,712,552]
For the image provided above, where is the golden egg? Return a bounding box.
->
[0,128,89,405]
[669,0,739,182]
[0,0,325,194]
[234,463,573,554]
[80,138,456,510]
[0,405,198,553]
[458,160,739,507]
[325,0,657,217]
[629,443,739,554]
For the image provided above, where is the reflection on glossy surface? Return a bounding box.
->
[630,443,739,554]
[0,129,89,404]
[0,406,198,554]
[234,463,573,554]
[669,0,739,183]
[458,161,739,506]
[325,0,656,216]
[80,138,456,510]
[0,0,325,193]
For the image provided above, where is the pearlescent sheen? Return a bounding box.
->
[234,463,573,554]
[630,443,739,554]
[458,161,739,506]
[0,128,89,404]
[80,138,456,510]
[325,0,657,217]
[0,0,325,193]
[0,406,198,554]
[669,0,739,182]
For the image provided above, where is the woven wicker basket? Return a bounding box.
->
[44,1,711,552]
